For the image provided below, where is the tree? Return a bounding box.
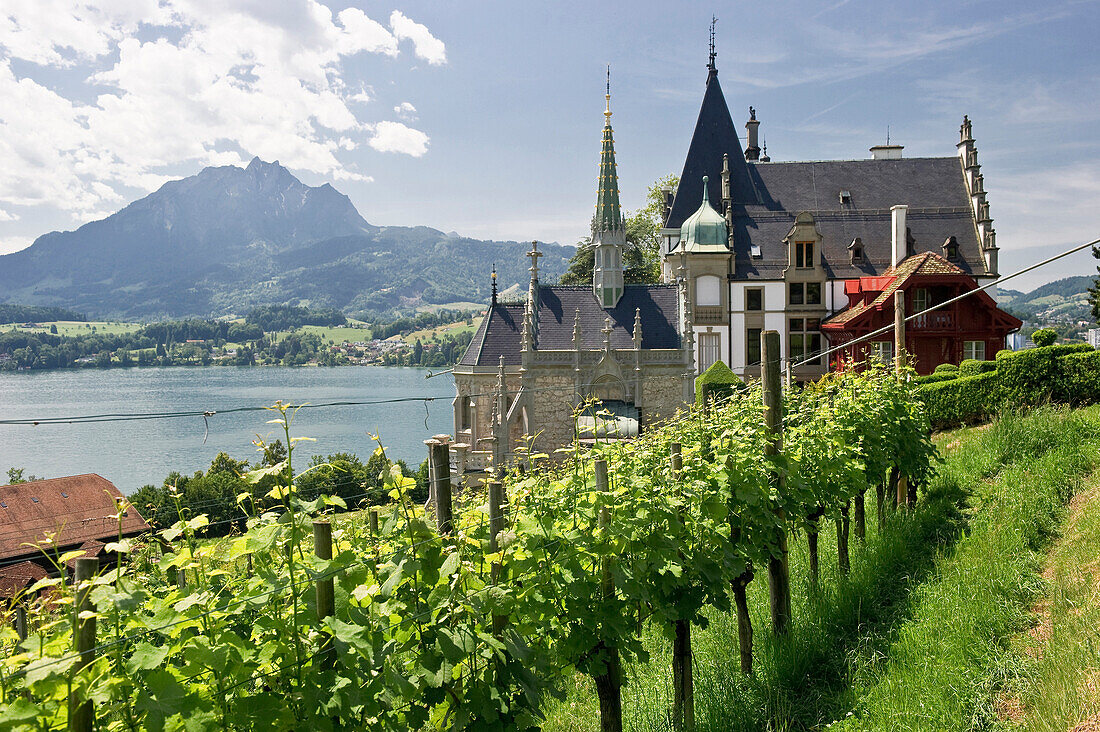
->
[6,467,41,484]
[1089,246,1100,324]
[558,173,678,286]
[1032,327,1058,347]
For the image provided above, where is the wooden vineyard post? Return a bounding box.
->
[836,502,850,576]
[15,605,27,641]
[488,480,508,635]
[429,441,454,535]
[888,467,900,512]
[762,330,791,634]
[876,480,886,530]
[669,442,694,730]
[894,291,910,511]
[70,557,98,732]
[853,490,866,543]
[593,459,623,732]
[369,509,379,536]
[313,521,336,670]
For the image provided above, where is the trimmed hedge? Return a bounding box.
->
[917,345,1100,429]
[914,372,958,385]
[959,359,995,377]
[934,363,959,374]
[996,343,1093,407]
[917,371,1001,429]
[695,360,744,406]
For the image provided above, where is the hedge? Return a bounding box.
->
[917,371,1001,430]
[996,343,1093,407]
[917,344,1100,429]
[914,372,958,385]
[695,360,744,406]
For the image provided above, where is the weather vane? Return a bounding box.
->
[708,15,718,70]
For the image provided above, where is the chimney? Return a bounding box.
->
[870,144,904,160]
[745,106,761,161]
[891,205,909,267]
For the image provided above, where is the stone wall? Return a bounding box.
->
[642,370,690,427]
[531,370,578,455]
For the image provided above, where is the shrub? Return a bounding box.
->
[934,363,959,374]
[958,359,995,377]
[997,344,1094,407]
[695,360,744,406]
[914,372,959,385]
[1031,328,1058,347]
[916,371,1001,430]
[1054,350,1100,406]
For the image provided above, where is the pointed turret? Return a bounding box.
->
[592,67,626,309]
[665,46,758,235]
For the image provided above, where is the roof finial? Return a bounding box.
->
[490,263,497,305]
[605,65,612,121]
[701,175,710,203]
[708,15,718,73]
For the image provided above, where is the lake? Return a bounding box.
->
[0,366,456,493]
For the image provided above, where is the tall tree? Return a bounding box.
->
[1089,246,1100,323]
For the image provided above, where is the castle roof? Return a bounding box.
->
[458,284,681,367]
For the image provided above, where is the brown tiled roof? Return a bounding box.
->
[0,560,48,598]
[0,474,149,562]
[823,252,967,328]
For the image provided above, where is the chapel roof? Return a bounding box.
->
[458,284,681,367]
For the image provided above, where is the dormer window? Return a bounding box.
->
[849,237,864,265]
[795,241,814,269]
[750,244,762,258]
[839,190,852,205]
[906,228,916,258]
[943,236,959,261]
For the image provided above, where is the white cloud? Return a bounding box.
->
[0,208,19,222]
[0,1,446,223]
[390,10,447,66]
[369,121,430,156]
[393,101,417,119]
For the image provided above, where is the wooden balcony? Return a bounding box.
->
[912,307,955,331]
[694,306,727,325]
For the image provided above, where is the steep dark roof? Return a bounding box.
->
[458,284,681,367]
[0,474,150,561]
[664,70,987,280]
[666,70,759,229]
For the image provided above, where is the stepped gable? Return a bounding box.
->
[666,67,759,230]
[729,158,984,280]
[458,284,681,367]
[0,474,149,561]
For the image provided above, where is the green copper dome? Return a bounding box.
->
[680,176,728,252]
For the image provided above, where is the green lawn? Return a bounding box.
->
[1,320,143,336]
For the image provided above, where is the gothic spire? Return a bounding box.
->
[593,65,623,235]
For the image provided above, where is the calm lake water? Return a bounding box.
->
[0,366,455,493]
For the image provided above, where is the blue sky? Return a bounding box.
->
[1,0,1097,290]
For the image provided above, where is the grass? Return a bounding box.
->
[402,319,478,343]
[541,406,1100,732]
[1005,472,1100,731]
[1,320,143,336]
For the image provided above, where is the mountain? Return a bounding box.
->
[0,158,571,319]
[997,275,1095,325]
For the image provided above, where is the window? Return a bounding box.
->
[871,341,894,365]
[943,236,959,261]
[913,288,929,313]
[964,340,986,361]
[795,241,815,268]
[789,317,822,366]
[745,288,763,311]
[746,328,762,366]
[696,275,721,306]
[788,282,822,306]
[849,237,864,265]
[699,333,721,372]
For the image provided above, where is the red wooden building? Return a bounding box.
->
[821,251,1022,375]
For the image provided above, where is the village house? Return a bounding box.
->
[0,474,149,600]
[452,84,693,472]
[662,49,1021,378]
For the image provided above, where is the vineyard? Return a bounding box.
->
[0,361,936,731]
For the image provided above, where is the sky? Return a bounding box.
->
[1,0,1098,291]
